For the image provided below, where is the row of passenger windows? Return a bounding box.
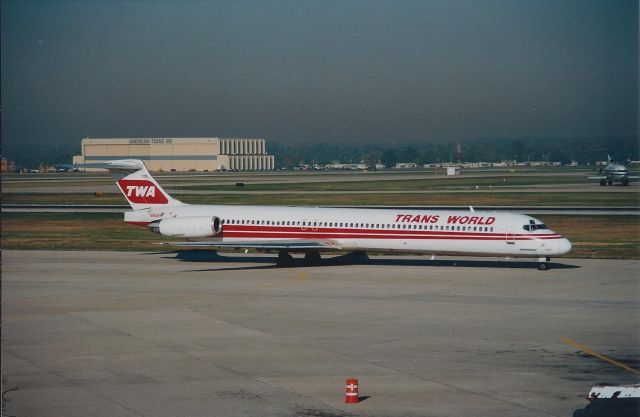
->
[221,218,494,232]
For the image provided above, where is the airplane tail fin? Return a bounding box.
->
[607,154,614,163]
[75,159,185,210]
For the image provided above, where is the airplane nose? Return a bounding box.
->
[556,238,572,254]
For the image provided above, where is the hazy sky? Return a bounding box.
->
[2,0,637,157]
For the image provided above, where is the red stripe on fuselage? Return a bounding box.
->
[221,225,563,240]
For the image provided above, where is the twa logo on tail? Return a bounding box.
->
[117,179,169,204]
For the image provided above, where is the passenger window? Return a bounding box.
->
[340,223,343,227]
[302,222,305,226]
[490,227,493,232]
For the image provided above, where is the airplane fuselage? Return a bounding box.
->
[127,204,572,257]
[604,163,630,181]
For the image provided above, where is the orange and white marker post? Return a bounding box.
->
[345,378,359,403]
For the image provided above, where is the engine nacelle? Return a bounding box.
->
[151,216,222,238]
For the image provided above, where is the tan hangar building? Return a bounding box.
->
[72,137,275,171]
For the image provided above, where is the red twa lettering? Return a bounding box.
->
[118,179,168,204]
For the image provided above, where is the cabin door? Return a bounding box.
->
[506,226,515,245]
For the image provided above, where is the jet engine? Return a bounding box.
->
[150,216,222,238]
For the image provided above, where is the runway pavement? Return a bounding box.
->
[2,250,639,417]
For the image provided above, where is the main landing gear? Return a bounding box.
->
[304,252,322,266]
[538,256,551,271]
[276,251,323,267]
[277,251,294,267]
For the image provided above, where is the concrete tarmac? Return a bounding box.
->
[2,250,639,417]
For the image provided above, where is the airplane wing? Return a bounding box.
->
[588,175,640,180]
[160,239,342,251]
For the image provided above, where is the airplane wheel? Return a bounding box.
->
[599,180,606,186]
[351,251,369,264]
[277,252,294,267]
[537,263,548,271]
[607,179,613,186]
[622,179,629,186]
[304,252,321,266]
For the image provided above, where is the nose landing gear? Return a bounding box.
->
[538,256,551,271]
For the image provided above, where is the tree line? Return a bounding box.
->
[269,136,638,168]
[6,136,637,169]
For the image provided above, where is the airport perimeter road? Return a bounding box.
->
[3,251,639,417]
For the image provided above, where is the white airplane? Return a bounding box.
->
[588,154,639,186]
[91,159,571,270]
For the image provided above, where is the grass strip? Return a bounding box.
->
[3,191,639,207]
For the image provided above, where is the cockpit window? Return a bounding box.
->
[523,223,548,232]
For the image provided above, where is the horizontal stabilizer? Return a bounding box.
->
[71,159,146,172]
